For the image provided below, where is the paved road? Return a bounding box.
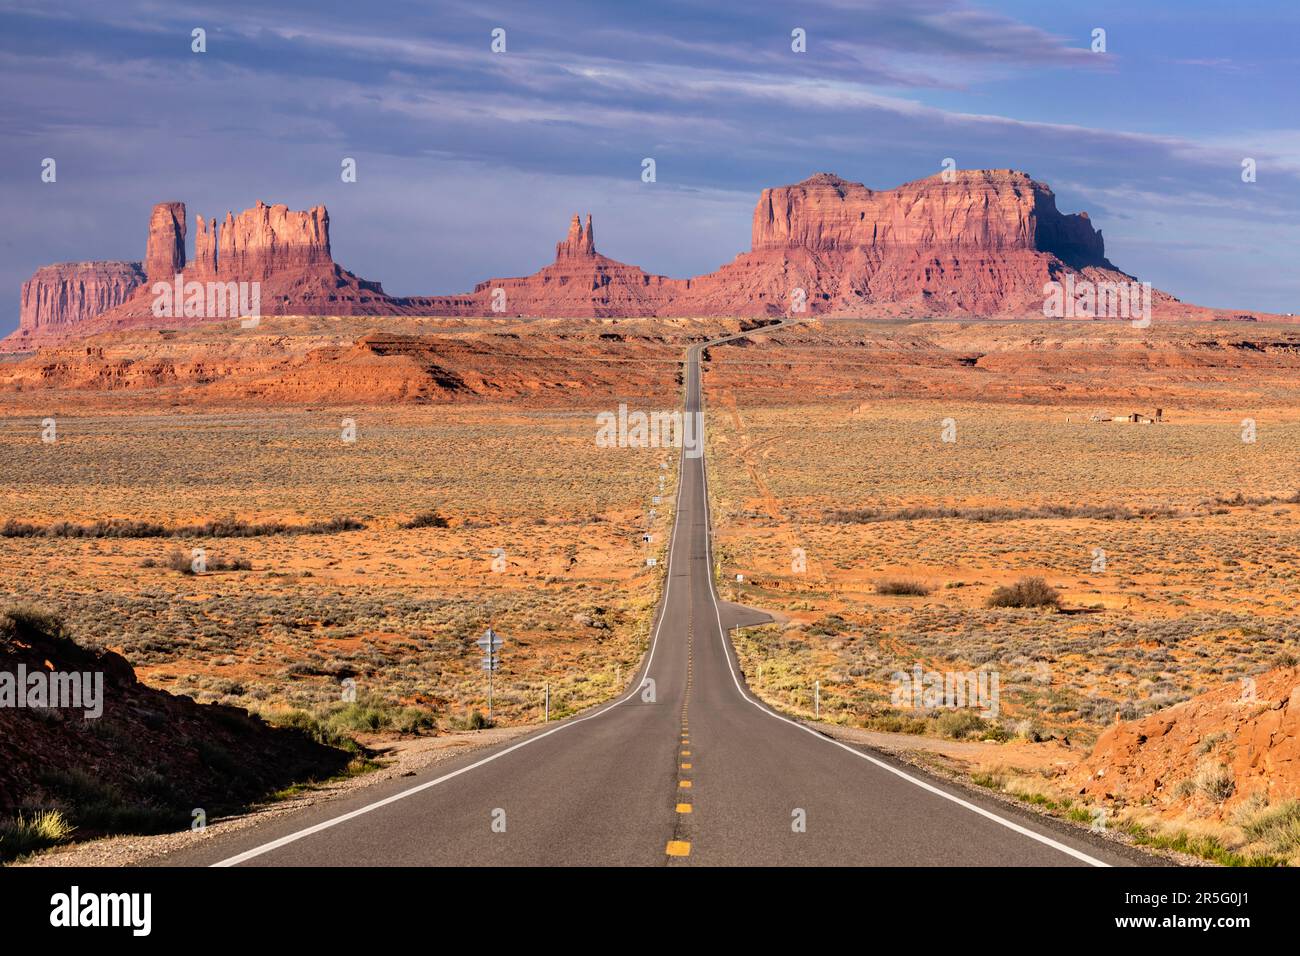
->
[159,323,1150,867]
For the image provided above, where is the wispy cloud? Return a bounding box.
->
[0,0,1296,327]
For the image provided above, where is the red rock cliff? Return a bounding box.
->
[751,170,1108,266]
[145,201,187,281]
[5,169,1210,349]
[8,261,146,351]
[456,213,688,318]
[81,201,406,335]
[555,213,596,259]
[212,201,332,278]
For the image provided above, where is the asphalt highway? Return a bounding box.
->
[158,323,1149,867]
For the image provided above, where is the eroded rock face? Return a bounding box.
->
[214,201,332,278]
[673,170,1119,317]
[8,261,146,351]
[1,169,1245,350]
[145,201,187,281]
[750,170,1107,264]
[81,201,408,335]
[1070,666,1300,814]
[556,213,596,259]
[456,211,689,318]
[421,171,1132,320]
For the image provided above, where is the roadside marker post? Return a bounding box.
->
[477,627,504,719]
[815,680,820,718]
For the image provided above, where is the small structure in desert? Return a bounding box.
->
[1088,409,1165,424]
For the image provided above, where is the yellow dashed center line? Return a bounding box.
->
[667,545,699,863]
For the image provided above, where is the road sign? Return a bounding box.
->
[478,628,504,717]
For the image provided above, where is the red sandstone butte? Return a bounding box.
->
[145,201,187,281]
[423,212,690,318]
[9,261,146,351]
[4,168,1264,350]
[81,200,409,336]
[674,170,1127,317]
[415,170,1175,320]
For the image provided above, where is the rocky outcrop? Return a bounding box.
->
[4,169,1257,350]
[750,170,1108,265]
[78,201,412,336]
[674,170,1125,317]
[1070,666,1300,813]
[8,261,146,352]
[458,211,688,318]
[187,201,329,279]
[145,201,187,281]
[412,172,1145,320]
[0,606,352,821]
[214,201,332,278]
[194,213,218,275]
[0,200,419,350]
[556,214,596,258]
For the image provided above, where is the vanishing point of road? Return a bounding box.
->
[158,323,1151,867]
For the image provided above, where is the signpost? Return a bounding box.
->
[477,627,504,719]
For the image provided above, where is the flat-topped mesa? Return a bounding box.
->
[144,202,186,281]
[752,169,1109,267]
[555,213,596,259]
[11,262,145,348]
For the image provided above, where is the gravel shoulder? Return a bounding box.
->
[14,725,534,867]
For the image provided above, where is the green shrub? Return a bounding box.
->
[0,810,76,860]
[1239,800,1300,855]
[935,709,990,740]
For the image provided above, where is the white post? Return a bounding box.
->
[814,680,820,718]
[545,682,550,722]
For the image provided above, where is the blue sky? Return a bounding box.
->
[2,0,1298,334]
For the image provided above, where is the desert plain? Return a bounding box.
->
[4,313,1300,863]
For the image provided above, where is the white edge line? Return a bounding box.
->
[692,340,1112,869]
[211,379,696,867]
